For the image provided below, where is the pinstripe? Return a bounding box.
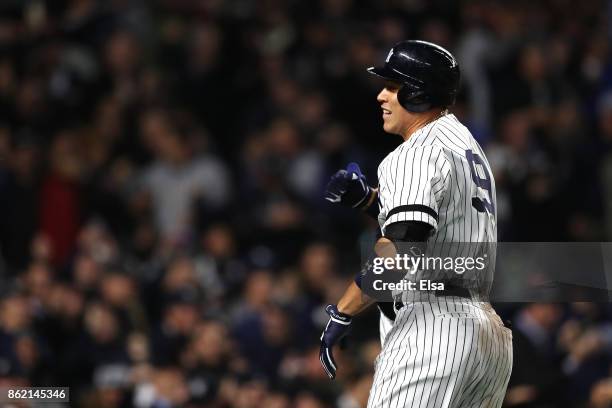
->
[446,151,458,258]
[397,144,409,220]
[399,303,422,406]
[411,147,428,223]
[461,319,479,397]
[407,147,421,211]
[461,309,490,399]
[386,309,416,406]
[448,317,474,407]
[403,148,417,222]
[440,317,461,406]
[437,128,468,152]
[406,303,427,407]
[465,309,492,407]
[486,319,508,404]
[465,309,496,407]
[487,329,508,405]
[489,331,509,406]
[448,152,464,261]
[424,308,445,408]
[481,331,504,407]
[434,300,457,408]
[475,330,499,406]
[429,315,451,407]
[369,306,416,406]
[483,325,512,407]
[418,302,439,408]
[439,122,470,150]
[391,143,401,219]
[413,147,428,205]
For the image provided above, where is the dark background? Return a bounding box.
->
[0,0,612,407]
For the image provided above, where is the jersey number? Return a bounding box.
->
[465,149,494,214]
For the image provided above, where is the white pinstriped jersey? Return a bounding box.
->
[368,113,512,408]
[377,112,498,302]
[377,112,497,245]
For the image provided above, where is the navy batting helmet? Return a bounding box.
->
[367,40,460,113]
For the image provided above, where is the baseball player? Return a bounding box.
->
[320,40,513,407]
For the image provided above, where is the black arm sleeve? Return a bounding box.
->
[384,221,433,243]
[356,221,432,289]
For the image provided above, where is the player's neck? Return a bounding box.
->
[401,109,446,141]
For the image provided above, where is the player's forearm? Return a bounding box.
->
[338,236,397,316]
[337,281,374,316]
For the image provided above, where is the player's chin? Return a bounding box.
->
[382,121,395,134]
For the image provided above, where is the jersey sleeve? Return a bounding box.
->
[383,144,451,232]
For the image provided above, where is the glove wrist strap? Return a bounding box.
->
[326,304,352,323]
[354,186,376,210]
[360,187,378,210]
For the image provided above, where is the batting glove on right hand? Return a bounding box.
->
[319,304,352,380]
[324,162,373,209]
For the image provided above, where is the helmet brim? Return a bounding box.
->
[366,66,405,82]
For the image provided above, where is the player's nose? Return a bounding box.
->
[377,88,388,103]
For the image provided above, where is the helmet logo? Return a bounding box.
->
[385,48,394,63]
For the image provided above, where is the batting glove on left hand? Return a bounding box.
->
[324,162,373,209]
[319,304,352,379]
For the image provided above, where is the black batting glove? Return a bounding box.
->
[319,304,352,379]
[324,162,374,209]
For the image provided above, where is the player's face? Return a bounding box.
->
[377,81,414,136]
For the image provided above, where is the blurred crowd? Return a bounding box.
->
[1,0,612,407]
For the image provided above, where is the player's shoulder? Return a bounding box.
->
[405,114,484,176]
[383,114,473,167]
[404,113,483,168]
[387,141,451,178]
[420,113,473,152]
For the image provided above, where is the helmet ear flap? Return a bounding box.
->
[397,86,433,113]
